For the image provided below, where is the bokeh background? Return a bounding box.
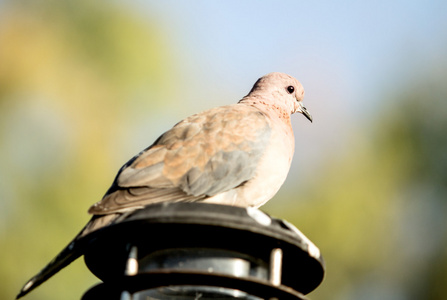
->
[1,0,447,299]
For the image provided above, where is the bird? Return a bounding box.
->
[16,72,312,298]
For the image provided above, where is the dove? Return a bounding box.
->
[16,72,312,298]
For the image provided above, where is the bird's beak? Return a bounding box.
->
[298,102,313,123]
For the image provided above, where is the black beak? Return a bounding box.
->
[300,104,313,123]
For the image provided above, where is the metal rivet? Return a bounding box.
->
[270,248,283,286]
[125,245,138,276]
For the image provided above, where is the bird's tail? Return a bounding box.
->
[16,234,85,299]
[16,213,119,299]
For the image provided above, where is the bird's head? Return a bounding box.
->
[245,72,312,122]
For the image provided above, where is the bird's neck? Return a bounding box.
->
[239,96,292,127]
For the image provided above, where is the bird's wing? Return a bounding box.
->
[89,105,271,215]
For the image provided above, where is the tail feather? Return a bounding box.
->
[16,236,84,299]
[16,213,120,299]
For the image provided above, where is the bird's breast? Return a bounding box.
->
[232,117,295,207]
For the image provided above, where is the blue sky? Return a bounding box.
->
[127,0,447,120]
[136,0,447,97]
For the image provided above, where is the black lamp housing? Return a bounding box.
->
[81,203,325,300]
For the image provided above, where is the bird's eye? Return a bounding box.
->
[287,86,295,94]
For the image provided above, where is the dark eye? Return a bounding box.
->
[287,86,295,94]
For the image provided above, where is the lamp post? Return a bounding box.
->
[81,203,324,300]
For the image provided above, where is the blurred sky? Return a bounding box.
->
[138,0,447,103]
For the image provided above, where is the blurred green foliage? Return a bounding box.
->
[1,1,446,300]
[0,1,175,299]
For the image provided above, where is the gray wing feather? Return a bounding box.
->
[181,149,261,196]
